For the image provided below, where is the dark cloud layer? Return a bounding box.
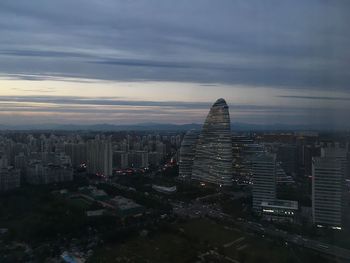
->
[0,95,348,128]
[0,0,349,90]
[0,95,346,115]
[278,95,350,101]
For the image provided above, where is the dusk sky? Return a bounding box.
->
[0,0,349,127]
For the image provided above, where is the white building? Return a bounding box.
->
[312,146,347,229]
[252,153,277,212]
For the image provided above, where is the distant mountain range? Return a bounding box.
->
[0,122,347,131]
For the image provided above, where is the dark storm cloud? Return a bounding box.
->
[0,0,349,90]
[0,95,211,109]
[1,95,349,128]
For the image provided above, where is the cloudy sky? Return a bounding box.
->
[0,0,349,127]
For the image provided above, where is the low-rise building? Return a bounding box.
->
[108,196,144,217]
[261,199,299,223]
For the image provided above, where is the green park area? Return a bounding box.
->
[0,186,88,242]
[89,218,329,263]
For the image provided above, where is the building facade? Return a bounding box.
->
[312,147,347,229]
[261,199,298,223]
[252,153,277,212]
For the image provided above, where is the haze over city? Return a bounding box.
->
[0,0,349,128]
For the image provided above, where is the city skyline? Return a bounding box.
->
[0,1,350,127]
[0,2,350,262]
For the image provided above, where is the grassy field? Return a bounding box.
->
[89,218,316,263]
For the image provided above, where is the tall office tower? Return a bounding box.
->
[87,137,113,176]
[277,144,298,175]
[232,135,264,184]
[192,98,233,186]
[312,147,347,229]
[179,130,199,180]
[252,153,277,212]
[303,145,321,177]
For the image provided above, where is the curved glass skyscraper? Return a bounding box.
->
[192,98,233,186]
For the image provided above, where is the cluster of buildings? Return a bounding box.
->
[76,186,145,218]
[250,140,349,229]
[178,99,296,188]
[66,133,180,176]
[0,134,74,191]
[0,96,349,231]
[112,134,180,170]
[0,131,181,192]
[179,98,350,230]
[312,146,348,229]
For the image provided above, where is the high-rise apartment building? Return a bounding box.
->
[87,136,113,176]
[64,142,87,168]
[25,154,73,185]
